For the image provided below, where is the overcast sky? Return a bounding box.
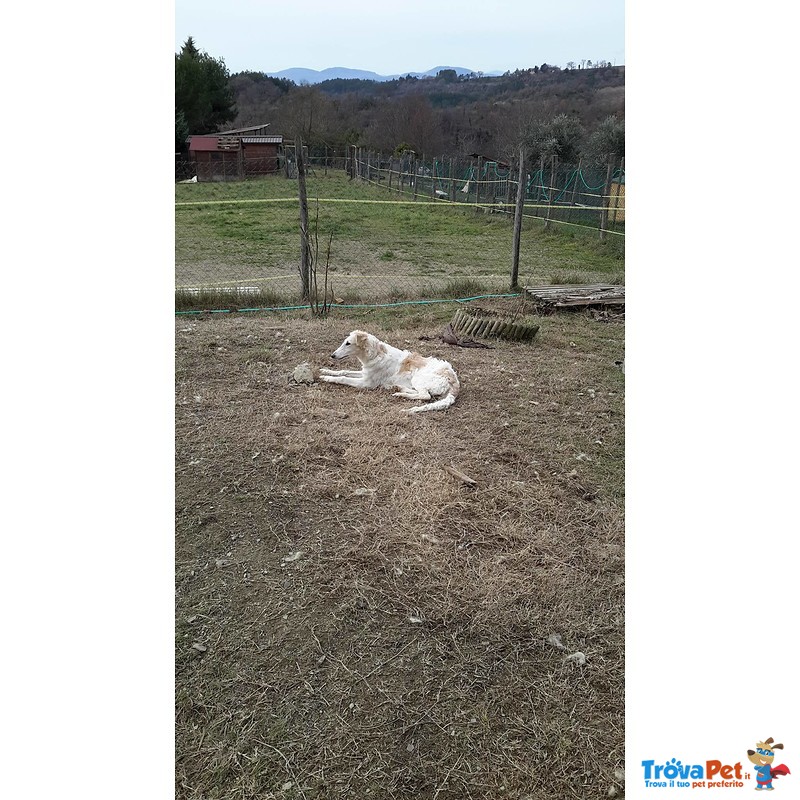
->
[174,0,625,75]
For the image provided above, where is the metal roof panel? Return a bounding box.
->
[242,136,283,144]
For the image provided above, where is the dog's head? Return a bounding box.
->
[331,330,374,361]
[747,738,784,766]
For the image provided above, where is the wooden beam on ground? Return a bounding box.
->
[525,284,625,310]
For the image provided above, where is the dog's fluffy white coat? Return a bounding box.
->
[319,330,460,413]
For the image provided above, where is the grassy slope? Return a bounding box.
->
[175,173,624,305]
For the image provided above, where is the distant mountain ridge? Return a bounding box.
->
[265,66,502,84]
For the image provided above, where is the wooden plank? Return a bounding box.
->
[525,286,623,297]
[554,297,626,307]
[556,289,624,296]
[524,283,625,310]
[526,284,616,292]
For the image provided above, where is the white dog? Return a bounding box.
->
[319,330,460,413]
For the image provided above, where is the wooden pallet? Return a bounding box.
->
[217,136,241,150]
[525,284,625,310]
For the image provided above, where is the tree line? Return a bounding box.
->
[176,38,624,167]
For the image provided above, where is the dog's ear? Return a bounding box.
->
[354,331,369,348]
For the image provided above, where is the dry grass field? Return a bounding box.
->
[175,299,625,799]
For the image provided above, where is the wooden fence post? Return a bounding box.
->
[599,156,616,241]
[511,147,526,290]
[610,156,624,227]
[297,136,311,300]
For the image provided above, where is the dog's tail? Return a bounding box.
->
[408,390,458,414]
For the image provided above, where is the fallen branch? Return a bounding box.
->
[444,465,477,486]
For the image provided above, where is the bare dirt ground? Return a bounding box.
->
[175,300,625,799]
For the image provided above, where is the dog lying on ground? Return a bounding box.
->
[319,330,460,413]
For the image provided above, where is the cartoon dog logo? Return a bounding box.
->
[747,738,791,791]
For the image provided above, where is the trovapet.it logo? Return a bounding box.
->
[641,736,791,791]
[641,758,746,789]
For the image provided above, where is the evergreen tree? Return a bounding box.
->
[175,109,189,153]
[175,37,237,136]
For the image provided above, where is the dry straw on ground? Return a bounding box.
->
[175,301,625,799]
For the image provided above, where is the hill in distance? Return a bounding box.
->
[265,65,503,84]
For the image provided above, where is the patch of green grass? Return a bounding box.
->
[439,277,499,298]
[175,286,286,312]
[548,271,590,285]
[386,285,416,302]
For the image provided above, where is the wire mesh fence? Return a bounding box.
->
[350,149,625,234]
[175,152,624,311]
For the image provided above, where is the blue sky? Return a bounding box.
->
[175,0,625,75]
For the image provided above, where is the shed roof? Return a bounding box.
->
[242,136,283,144]
[217,124,273,136]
